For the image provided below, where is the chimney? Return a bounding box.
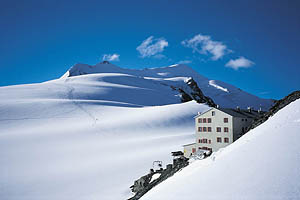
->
[258,107,262,114]
[198,112,201,115]
[216,105,219,108]
[236,106,240,111]
[247,106,252,113]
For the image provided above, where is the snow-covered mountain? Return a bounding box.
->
[0,62,274,200]
[61,61,274,110]
[140,98,300,200]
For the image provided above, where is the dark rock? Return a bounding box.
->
[178,88,193,102]
[250,90,300,129]
[166,164,173,171]
[101,61,110,64]
[171,151,184,157]
[128,157,189,200]
[171,77,216,107]
[130,173,153,194]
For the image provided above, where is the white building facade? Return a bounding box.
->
[184,107,262,158]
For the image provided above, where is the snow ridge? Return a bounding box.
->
[0,61,275,200]
[62,62,273,110]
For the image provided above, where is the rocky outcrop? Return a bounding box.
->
[101,60,110,64]
[171,77,216,107]
[128,155,189,200]
[185,78,216,107]
[250,91,300,129]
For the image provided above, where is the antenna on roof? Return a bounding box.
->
[247,106,252,113]
[258,107,262,113]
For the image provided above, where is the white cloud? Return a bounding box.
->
[102,54,120,61]
[182,34,229,60]
[136,36,168,58]
[225,57,254,70]
[178,60,192,64]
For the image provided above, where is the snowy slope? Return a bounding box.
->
[0,72,210,200]
[141,99,300,200]
[0,62,273,200]
[61,62,274,110]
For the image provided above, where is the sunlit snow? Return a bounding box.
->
[141,99,300,200]
[0,63,274,199]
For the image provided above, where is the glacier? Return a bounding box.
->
[0,62,274,199]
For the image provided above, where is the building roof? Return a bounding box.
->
[194,108,213,118]
[218,108,262,119]
[171,151,184,156]
[195,107,263,119]
[183,143,196,147]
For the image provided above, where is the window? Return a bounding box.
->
[224,138,229,143]
[209,139,211,144]
[203,118,207,123]
[224,118,228,123]
[245,119,248,121]
[242,119,244,121]
[208,127,212,132]
[203,139,207,143]
[207,118,212,123]
[198,118,202,123]
[203,127,207,132]
[212,111,215,116]
[198,127,202,132]
[216,127,221,132]
[192,148,196,153]
[224,127,229,132]
[198,139,201,143]
[217,137,222,143]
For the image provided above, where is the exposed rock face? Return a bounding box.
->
[130,173,153,194]
[171,77,216,107]
[128,157,189,200]
[62,62,273,110]
[101,60,110,64]
[250,90,300,129]
[185,78,216,107]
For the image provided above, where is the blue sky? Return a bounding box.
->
[0,0,299,99]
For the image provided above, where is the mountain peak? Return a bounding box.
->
[60,62,123,78]
[100,60,111,64]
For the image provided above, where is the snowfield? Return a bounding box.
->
[63,62,273,110]
[141,99,300,200]
[0,63,274,200]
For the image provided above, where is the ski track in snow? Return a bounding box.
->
[65,82,98,126]
[0,63,276,200]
